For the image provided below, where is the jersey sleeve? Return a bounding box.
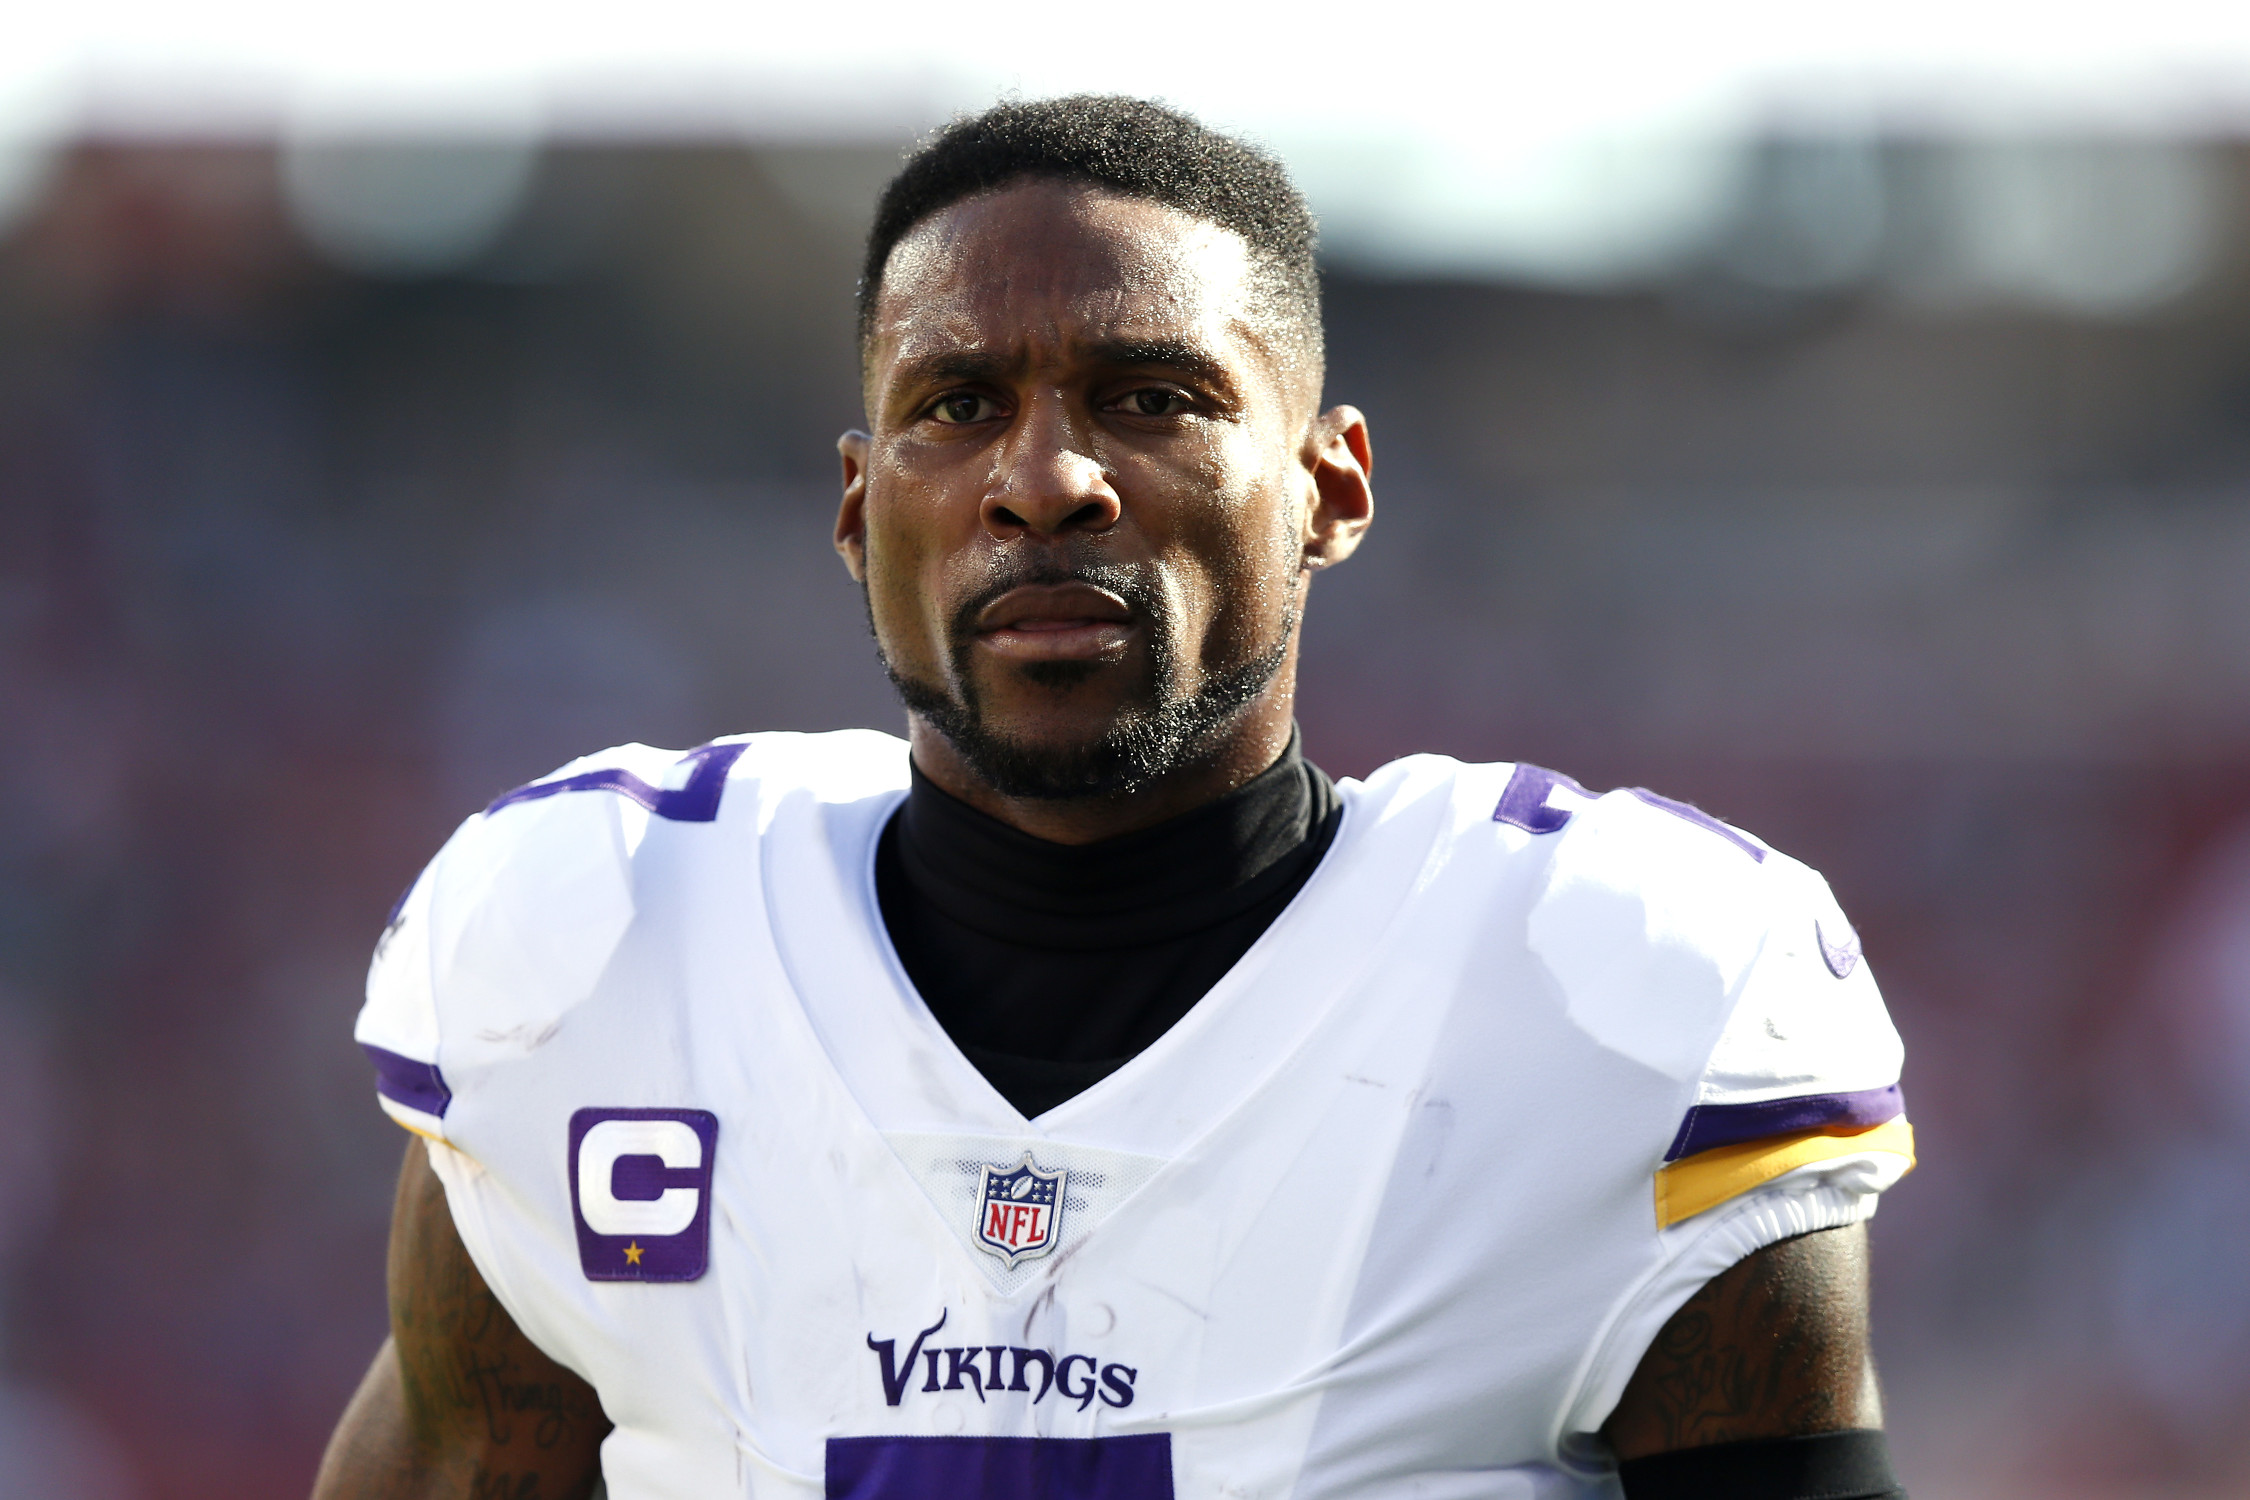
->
[1514,771,1914,1230]
[1651,847,1911,1230]
[1517,771,1915,1443]
[351,741,702,1148]
[355,842,456,1142]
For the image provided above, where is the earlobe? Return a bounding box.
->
[835,430,872,583]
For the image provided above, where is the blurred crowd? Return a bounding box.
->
[6,136,2250,1498]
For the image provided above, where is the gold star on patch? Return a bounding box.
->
[623,1242,644,1266]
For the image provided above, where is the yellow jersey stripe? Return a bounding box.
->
[1654,1118,1916,1229]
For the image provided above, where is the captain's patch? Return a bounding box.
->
[568,1108,719,1282]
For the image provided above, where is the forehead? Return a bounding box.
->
[868,181,1268,379]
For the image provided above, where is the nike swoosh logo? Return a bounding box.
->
[1815,918,1862,979]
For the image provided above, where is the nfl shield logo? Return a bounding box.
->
[975,1154,1067,1266]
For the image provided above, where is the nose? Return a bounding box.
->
[981,396,1122,540]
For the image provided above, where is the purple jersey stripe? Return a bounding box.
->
[1626,787,1767,863]
[1665,1083,1903,1162]
[363,1043,451,1119]
[484,740,748,824]
[826,1436,1172,1500]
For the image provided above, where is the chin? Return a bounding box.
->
[946,707,1185,803]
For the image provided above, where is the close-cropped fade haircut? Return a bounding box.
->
[858,95,1323,372]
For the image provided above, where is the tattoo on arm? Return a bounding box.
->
[313,1141,609,1500]
[389,1152,604,1459]
[1603,1222,1883,1461]
[467,1477,545,1500]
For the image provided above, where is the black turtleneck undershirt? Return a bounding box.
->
[874,737,1342,1119]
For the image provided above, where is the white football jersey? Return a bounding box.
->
[355,731,1913,1500]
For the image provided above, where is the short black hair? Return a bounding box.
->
[859,95,1321,365]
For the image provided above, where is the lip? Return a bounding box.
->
[973,583,1135,661]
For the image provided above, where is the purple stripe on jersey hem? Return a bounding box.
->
[363,1043,451,1119]
[826,1435,1173,1500]
[1665,1083,1903,1162]
[484,740,748,823]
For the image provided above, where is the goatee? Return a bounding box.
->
[874,562,1294,801]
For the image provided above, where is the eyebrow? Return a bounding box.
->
[889,349,1017,393]
[1081,337,1235,393]
[885,337,1239,401]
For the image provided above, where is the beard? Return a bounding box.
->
[873,556,1296,801]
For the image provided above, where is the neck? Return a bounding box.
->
[905,674,1299,846]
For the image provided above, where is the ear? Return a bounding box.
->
[1300,405,1373,570]
[835,430,872,582]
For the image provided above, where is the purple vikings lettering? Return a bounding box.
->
[1011,1348,1054,1403]
[867,1314,1136,1411]
[1057,1356,1098,1409]
[1099,1365,1137,1409]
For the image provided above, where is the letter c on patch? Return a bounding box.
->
[567,1107,718,1282]
[578,1118,703,1235]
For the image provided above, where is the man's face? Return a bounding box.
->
[837,179,1368,801]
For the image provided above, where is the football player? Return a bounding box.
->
[316,97,1914,1500]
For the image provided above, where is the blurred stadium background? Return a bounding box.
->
[9,4,2250,1496]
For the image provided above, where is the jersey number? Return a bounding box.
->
[1493,763,1765,862]
[826,1435,1172,1500]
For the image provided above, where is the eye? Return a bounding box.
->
[929,392,1001,425]
[1116,388,1190,418]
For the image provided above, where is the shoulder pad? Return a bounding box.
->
[1515,770,1776,1082]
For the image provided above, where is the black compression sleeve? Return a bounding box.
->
[1617,1429,1905,1500]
